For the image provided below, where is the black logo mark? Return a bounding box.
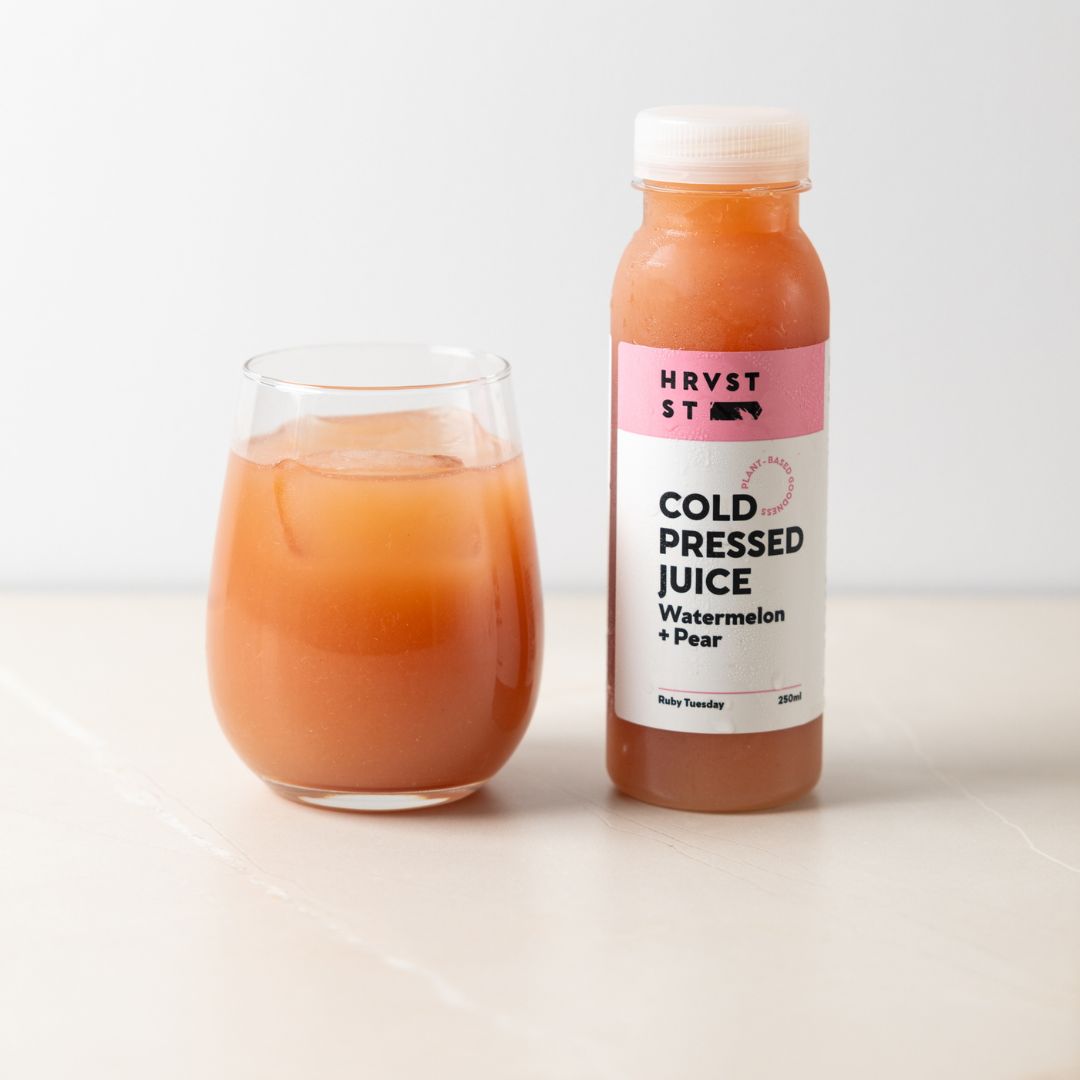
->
[709,401,763,421]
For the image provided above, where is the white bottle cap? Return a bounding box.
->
[634,106,809,185]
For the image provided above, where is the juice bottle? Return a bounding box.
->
[208,349,542,811]
[608,106,829,811]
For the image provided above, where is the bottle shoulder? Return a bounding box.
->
[615,223,825,278]
[612,226,829,351]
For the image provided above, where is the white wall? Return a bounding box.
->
[2,0,1078,590]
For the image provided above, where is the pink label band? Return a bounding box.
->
[616,341,826,442]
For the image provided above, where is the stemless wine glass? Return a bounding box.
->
[207,344,543,810]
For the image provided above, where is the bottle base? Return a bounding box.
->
[607,714,822,813]
[263,778,484,812]
[609,773,819,813]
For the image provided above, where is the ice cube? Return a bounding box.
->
[242,409,511,470]
[270,452,481,564]
[299,448,465,477]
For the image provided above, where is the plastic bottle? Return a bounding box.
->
[608,106,829,811]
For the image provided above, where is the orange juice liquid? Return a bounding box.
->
[208,409,542,797]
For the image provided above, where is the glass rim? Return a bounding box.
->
[242,342,512,394]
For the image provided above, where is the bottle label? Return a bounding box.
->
[613,341,828,734]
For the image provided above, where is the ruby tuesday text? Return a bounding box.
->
[657,490,802,599]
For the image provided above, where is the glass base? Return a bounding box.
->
[264,778,484,812]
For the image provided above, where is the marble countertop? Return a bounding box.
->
[2,592,1078,1079]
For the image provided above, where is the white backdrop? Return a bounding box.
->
[2,0,1078,590]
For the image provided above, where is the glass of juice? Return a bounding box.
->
[207,344,543,811]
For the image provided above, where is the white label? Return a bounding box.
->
[613,342,828,734]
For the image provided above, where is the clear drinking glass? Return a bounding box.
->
[207,344,543,810]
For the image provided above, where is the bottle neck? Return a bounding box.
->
[640,181,804,234]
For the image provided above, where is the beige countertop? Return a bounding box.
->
[2,592,1078,1079]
